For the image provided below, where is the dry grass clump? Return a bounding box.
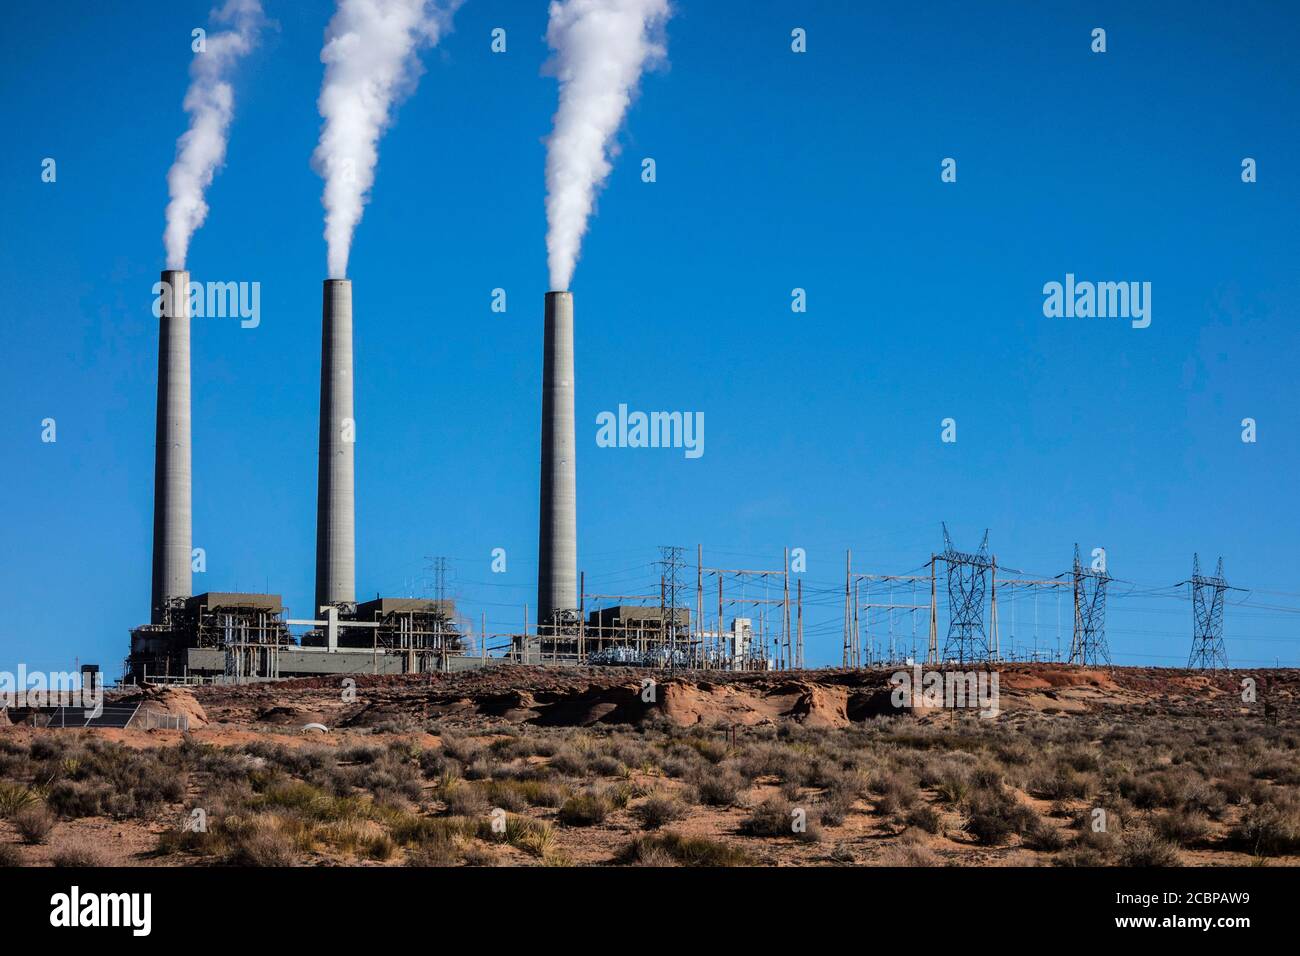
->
[404,839,460,866]
[559,790,612,827]
[227,827,299,866]
[393,814,483,866]
[476,813,558,860]
[488,779,570,809]
[52,847,105,867]
[621,831,752,867]
[217,811,307,866]
[882,826,941,866]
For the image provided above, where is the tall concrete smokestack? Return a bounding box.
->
[538,290,577,627]
[151,269,193,623]
[315,279,356,610]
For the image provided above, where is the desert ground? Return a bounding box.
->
[1,664,1297,867]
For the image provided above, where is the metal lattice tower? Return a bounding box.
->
[1070,544,1111,666]
[425,555,450,648]
[940,524,994,663]
[658,545,687,664]
[1186,554,1231,670]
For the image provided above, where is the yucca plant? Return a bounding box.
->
[0,783,40,818]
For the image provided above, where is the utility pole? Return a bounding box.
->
[928,554,938,664]
[783,547,791,671]
[843,549,852,668]
[697,545,704,667]
[796,578,804,669]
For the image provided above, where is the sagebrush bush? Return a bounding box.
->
[14,806,55,845]
[693,770,743,807]
[633,794,685,829]
[1118,828,1181,867]
[559,791,611,827]
[905,804,943,834]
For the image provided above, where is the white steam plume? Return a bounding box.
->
[313,0,459,279]
[163,0,264,270]
[544,0,670,291]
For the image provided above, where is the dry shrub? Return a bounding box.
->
[818,789,855,826]
[692,769,744,807]
[14,807,54,845]
[1053,846,1109,867]
[630,844,679,866]
[462,843,496,866]
[741,797,821,842]
[405,838,460,866]
[559,791,611,827]
[364,833,396,861]
[634,794,685,830]
[1118,827,1181,867]
[1032,767,1096,801]
[1154,808,1211,848]
[622,832,752,867]
[443,782,489,817]
[223,814,302,866]
[962,791,1038,847]
[883,842,939,866]
[905,804,944,835]
[52,847,105,867]
[1022,817,1069,852]
[1234,799,1300,856]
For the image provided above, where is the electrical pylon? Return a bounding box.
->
[940,523,994,663]
[1069,544,1111,666]
[1185,554,1231,670]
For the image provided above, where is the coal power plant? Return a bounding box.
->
[122,275,768,683]
[125,276,463,684]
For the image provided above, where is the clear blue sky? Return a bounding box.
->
[2,0,1298,678]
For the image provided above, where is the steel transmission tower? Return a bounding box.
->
[1070,544,1111,666]
[940,524,994,663]
[658,545,687,665]
[425,555,450,649]
[1185,554,1231,670]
